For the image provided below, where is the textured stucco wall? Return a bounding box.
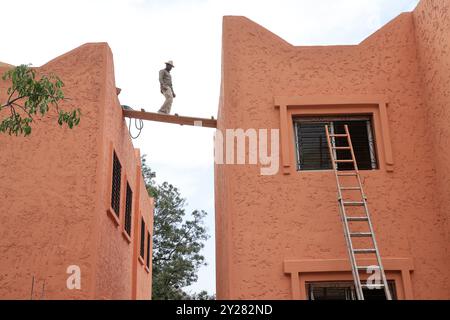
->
[91,44,153,300]
[136,182,153,300]
[413,0,450,269]
[0,44,103,299]
[92,43,136,300]
[0,43,153,300]
[216,4,449,299]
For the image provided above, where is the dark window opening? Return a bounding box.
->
[124,183,133,236]
[306,281,397,300]
[294,116,378,171]
[146,231,151,268]
[140,218,146,259]
[111,151,122,217]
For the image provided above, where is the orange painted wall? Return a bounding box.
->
[216,0,449,300]
[135,193,154,300]
[0,43,153,299]
[413,0,450,265]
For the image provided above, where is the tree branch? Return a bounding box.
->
[6,87,16,106]
[12,102,32,118]
[165,223,197,261]
[1,95,27,109]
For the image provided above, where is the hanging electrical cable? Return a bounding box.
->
[122,105,144,139]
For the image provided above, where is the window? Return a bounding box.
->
[124,183,133,236]
[306,281,397,300]
[294,116,377,171]
[146,231,151,268]
[111,151,122,217]
[140,217,146,259]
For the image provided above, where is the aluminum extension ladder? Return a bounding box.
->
[325,124,392,300]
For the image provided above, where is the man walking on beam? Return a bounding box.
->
[158,60,176,114]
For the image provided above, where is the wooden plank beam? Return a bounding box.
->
[122,110,217,128]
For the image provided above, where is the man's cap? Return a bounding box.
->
[165,60,175,68]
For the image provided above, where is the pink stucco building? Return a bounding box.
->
[215,0,449,299]
[0,43,153,299]
[1,0,449,302]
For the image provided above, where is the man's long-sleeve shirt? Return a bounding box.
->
[159,69,174,93]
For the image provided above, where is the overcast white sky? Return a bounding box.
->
[1,0,420,296]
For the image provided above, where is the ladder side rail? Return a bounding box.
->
[325,125,364,300]
[339,201,365,300]
[360,201,392,299]
[344,125,392,300]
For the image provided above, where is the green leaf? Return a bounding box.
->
[1,64,81,136]
[24,126,31,136]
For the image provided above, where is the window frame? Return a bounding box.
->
[111,151,122,216]
[146,230,151,271]
[293,115,378,171]
[274,97,394,174]
[106,144,122,226]
[123,182,133,237]
[306,280,397,300]
[140,217,146,260]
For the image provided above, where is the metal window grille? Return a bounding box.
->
[146,231,151,268]
[140,218,145,259]
[124,183,133,236]
[294,116,378,171]
[306,281,397,300]
[110,152,122,217]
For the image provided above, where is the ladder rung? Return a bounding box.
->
[342,201,365,206]
[350,232,372,237]
[329,134,348,137]
[353,249,377,254]
[357,266,380,271]
[332,146,351,150]
[361,283,385,289]
[327,126,391,298]
[346,217,369,221]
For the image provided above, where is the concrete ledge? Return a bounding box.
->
[284,258,414,300]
